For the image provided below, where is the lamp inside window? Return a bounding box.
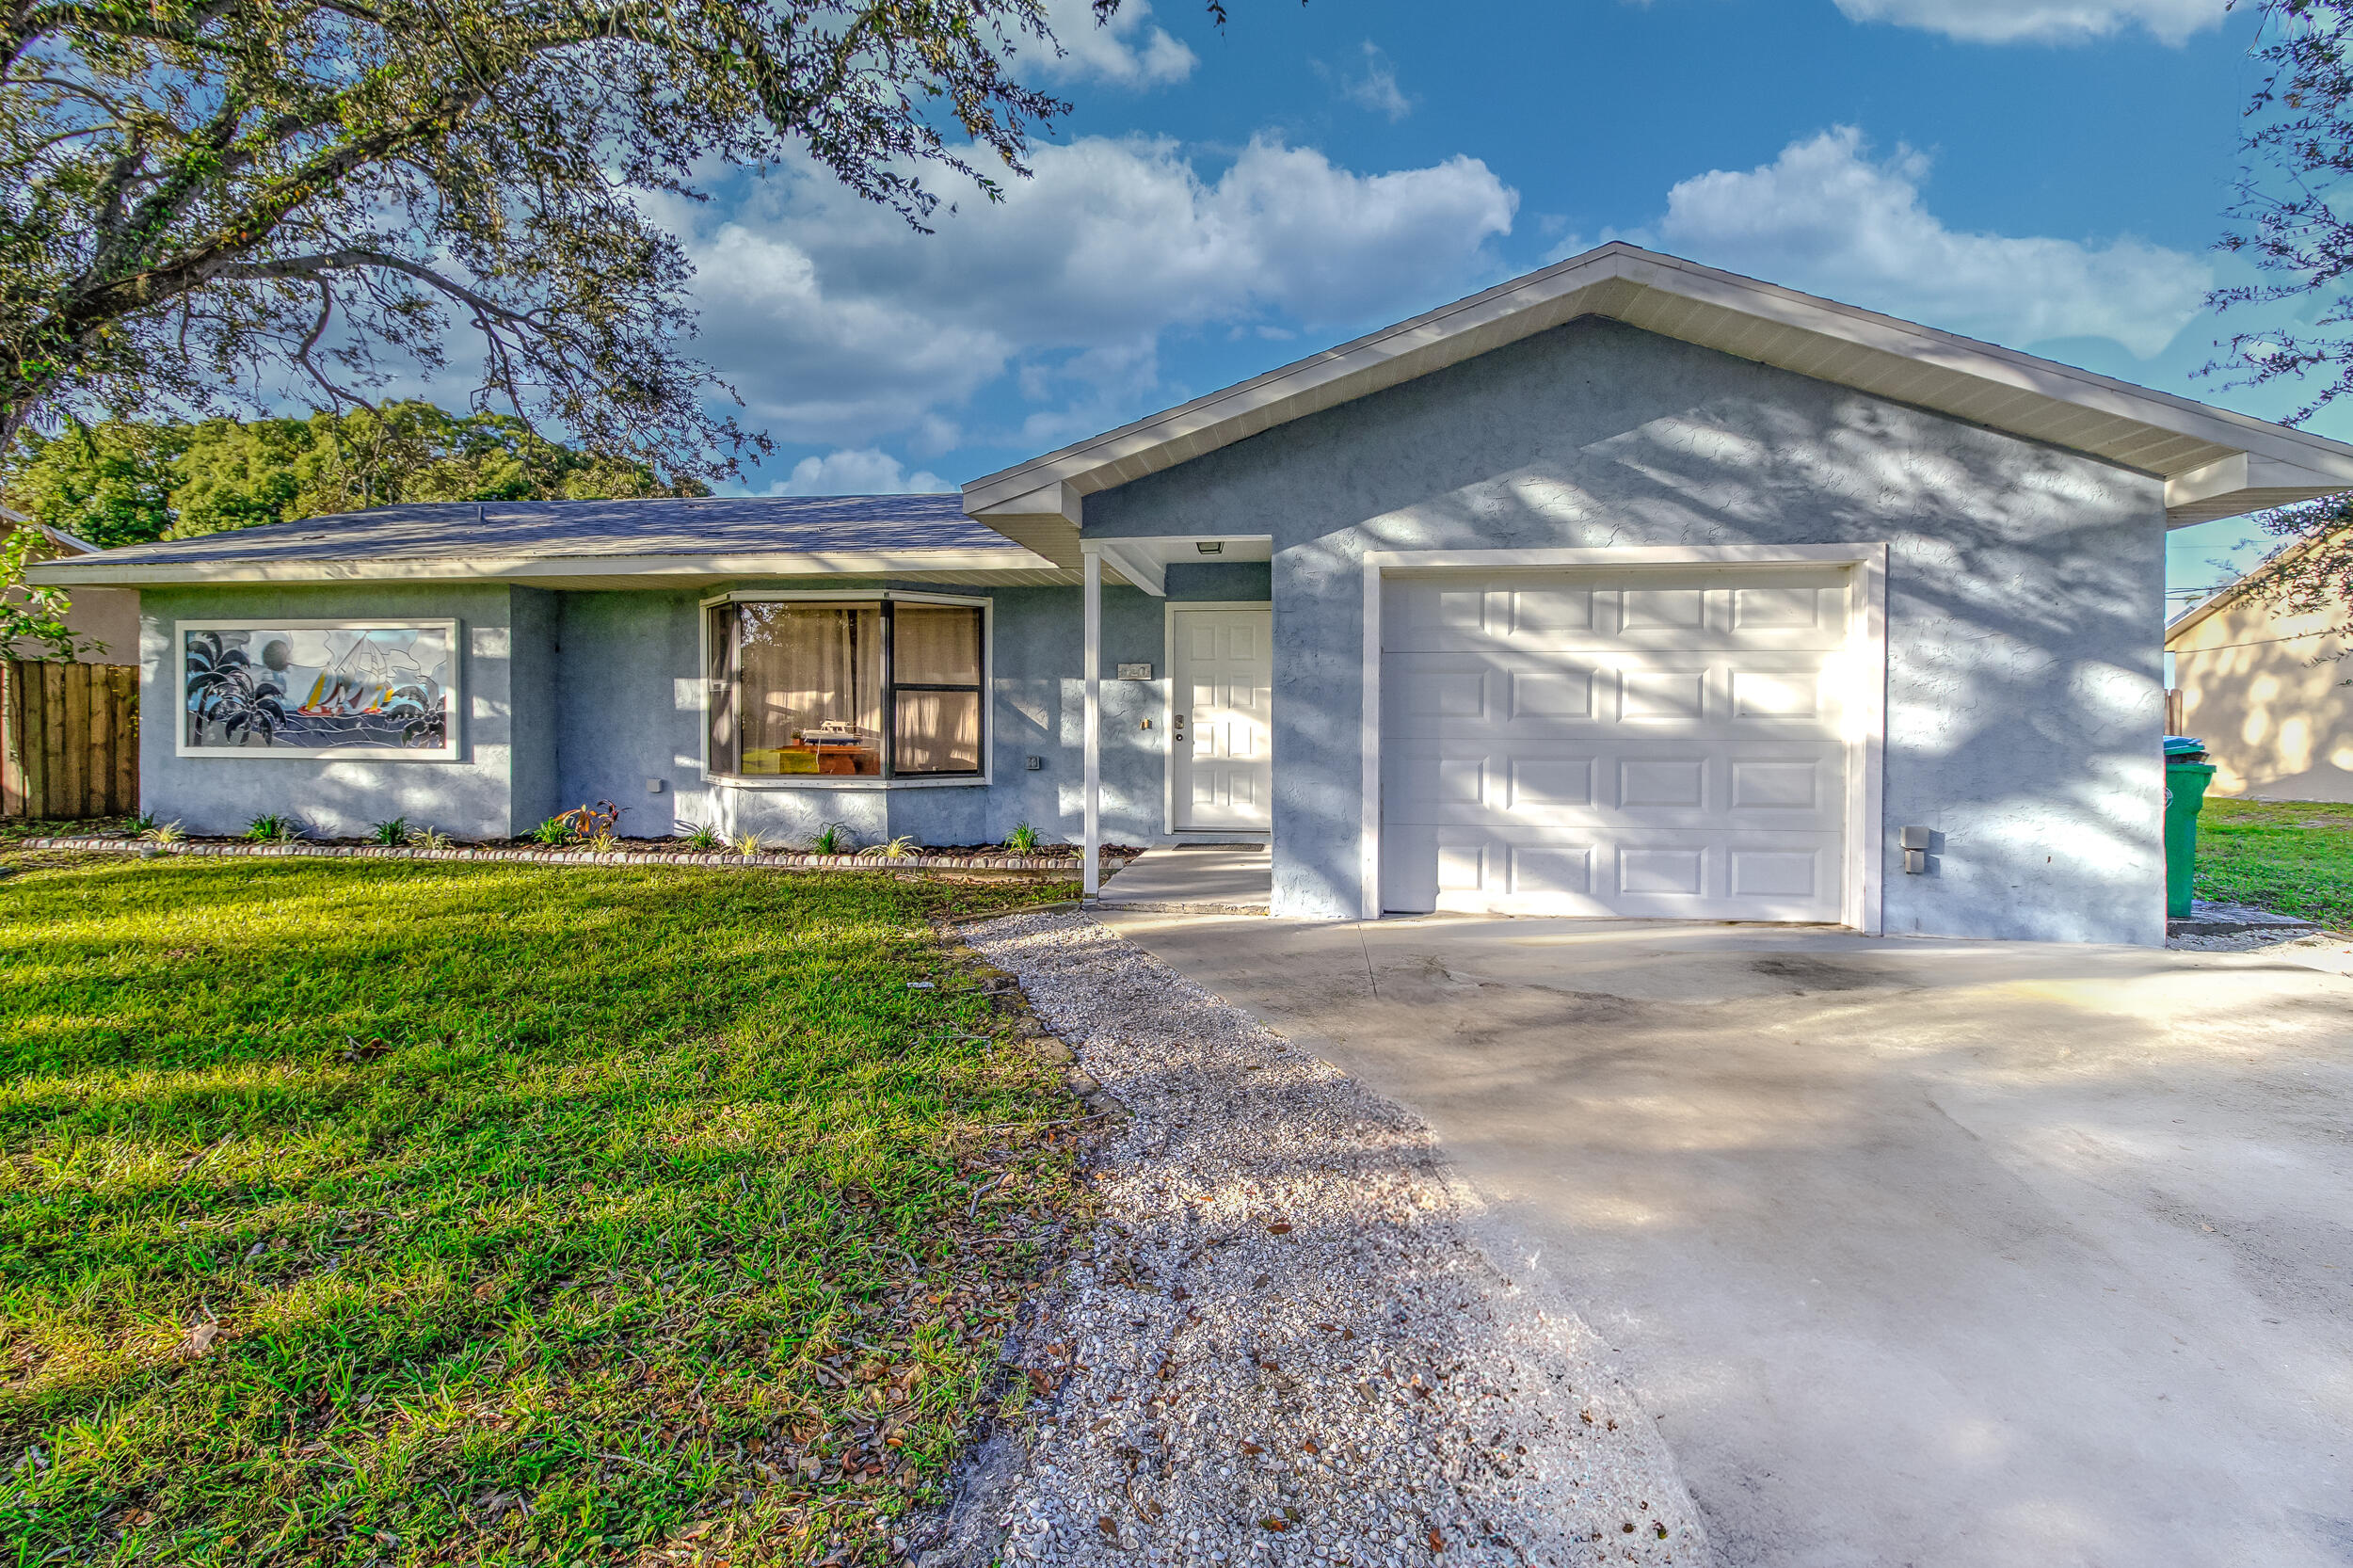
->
[707,600,984,779]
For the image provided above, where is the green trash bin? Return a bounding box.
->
[2164,736,2216,920]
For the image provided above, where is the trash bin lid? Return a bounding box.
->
[2164,734,2208,758]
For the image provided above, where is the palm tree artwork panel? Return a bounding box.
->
[181,620,456,758]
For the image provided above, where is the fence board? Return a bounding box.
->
[89,668,117,816]
[0,664,22,817]
[0,661,139,819]
[112,665,139,815]
[36,664,60,816]
[57,662,86,819]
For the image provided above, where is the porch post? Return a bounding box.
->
[1082,549,1102,898]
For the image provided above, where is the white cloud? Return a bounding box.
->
[1833,0,2223,45]
[1032,0,1195,87]
[1338,42,1413,120]
[765,448,949,496]
[679,135,1515,445]
[1654,127,2211,358]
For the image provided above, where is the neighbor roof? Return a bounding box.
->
[965,242,2353,566]
[26,495,1067,588]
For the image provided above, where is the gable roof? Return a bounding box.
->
[26,494,1066,588]
[964,242,2353,566]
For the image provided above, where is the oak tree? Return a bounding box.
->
[0,0,1175,477]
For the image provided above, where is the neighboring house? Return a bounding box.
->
[34,244,2353,944]
[2167,564,2353,803]
[4,513,140,663]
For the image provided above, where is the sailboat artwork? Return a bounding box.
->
[180,619,458,758]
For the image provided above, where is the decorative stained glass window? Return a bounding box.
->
[179,620,457,759]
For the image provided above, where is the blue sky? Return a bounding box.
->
[667,0,2318,610]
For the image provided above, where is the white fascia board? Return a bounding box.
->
[965,478,1083,524]
[1083,538,1166,597]
[961,480,1084,568]
[2164,454,2250,516]
[24,548,1055,587]
[961,242,2353,512]
[2161,452,2353,527]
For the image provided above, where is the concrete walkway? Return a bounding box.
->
[1093,844,1270,913]
[1097,913,2353,1568]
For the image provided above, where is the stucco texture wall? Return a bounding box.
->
[552,579,1209,850]
[137,583,542,839]
[2170,596,2353,803]
[1086,318,2169,942]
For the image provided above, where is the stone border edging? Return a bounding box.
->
[12,836,1084,874]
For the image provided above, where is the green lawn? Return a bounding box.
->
[0,856,1082,1565]
[2195,797,2353,930]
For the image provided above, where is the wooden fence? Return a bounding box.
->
[1,660,139,820]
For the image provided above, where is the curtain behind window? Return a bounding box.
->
[730,603,882,775]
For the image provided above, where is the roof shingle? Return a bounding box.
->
[73,494,1005,567]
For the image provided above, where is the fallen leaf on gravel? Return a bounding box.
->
[1096,1517,1117,1539]
[1259,1518,1289,1533]
[1428,1528,1445,1552]
[1240,1441,1263,1455]
[1267,1223,1292,1235]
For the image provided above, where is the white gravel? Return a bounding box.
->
[926,908,1705,1567]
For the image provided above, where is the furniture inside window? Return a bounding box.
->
[707,598,984,780]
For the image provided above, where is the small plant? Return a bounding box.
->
[678,820,721,851]
[1004,822,1040,854]
[138,819,186,846]
[730,831,762,857]
[127,811,159,834]
[808,823,853,856]
[367,816,409,846]
[245,813,302,844]
[554,800,623,840]
[858,834,920,860]
[530,816,574,846]
[407,824,451,851]
[587,830,618,854]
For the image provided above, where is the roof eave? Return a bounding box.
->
[24,547,1058,587]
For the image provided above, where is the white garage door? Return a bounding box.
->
[1381,567,1854,921]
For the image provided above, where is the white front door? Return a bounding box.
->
[1382,567,1853,920]
[1171,606,1273,830]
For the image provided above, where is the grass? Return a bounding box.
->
[0,857,1084,1565]
[2195,797,2353,930]
[0,815,136,844]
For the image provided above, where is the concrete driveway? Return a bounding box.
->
[1098,913,2353,1568]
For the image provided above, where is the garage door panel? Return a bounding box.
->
[1387,743,1842,831]
[1405,827,1844,920]
[1382,566,1853,921]
[1384,571,1850,656]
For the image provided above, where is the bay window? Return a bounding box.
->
[706,596,986,781]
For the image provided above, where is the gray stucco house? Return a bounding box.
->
[37,244,2353,943]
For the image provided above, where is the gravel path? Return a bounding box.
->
[921,908,1705,1568]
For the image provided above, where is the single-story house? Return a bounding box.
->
[2166,556,2353,803]
[35,243,2353,942]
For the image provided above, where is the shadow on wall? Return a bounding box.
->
[2176,608,2353,805]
